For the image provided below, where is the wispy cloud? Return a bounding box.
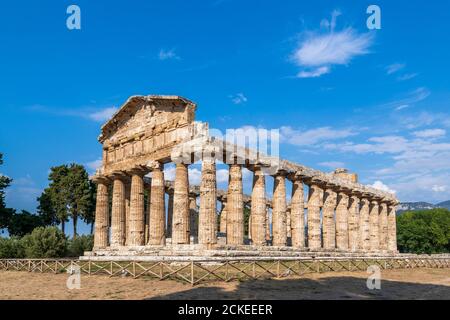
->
[158,48,180,61]
[413,128,446,139]
[397,73,418,81]
[87,107,118,122]
[280,126,358,146]
[318,161,345,169]
[380,87,430,111]
[230,93,248,105]
[26,105,118,123]
[291,10,374,78]
[385,63,405,75]
[370,181,396,194]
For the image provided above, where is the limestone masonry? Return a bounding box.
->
[87,95,399,259]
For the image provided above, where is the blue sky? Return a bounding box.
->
[1,1,450,235]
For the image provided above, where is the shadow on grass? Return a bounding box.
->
[147,275,450,300]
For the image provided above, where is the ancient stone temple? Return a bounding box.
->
[85,95,399,260]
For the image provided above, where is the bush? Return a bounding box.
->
[0,237,25,258]
[397,209,450,254]
[67,234,93,257]
[21,226,67,258]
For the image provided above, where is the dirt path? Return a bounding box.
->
[0,268,449,300]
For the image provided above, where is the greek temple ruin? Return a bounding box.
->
[86,95,399,259]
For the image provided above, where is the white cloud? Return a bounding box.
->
[413,129,446,139]
[230,93,248,105]
[281,126,358,146]
[297,66,330,78]
[158,48,180,61]
[370,181,396,194]
[385,63,405,75]
[86,159,103,172]
[291,11,373,78]
[87,107,118,122]
[386,87,430,112]
[397,73,418,81]
[318,161,345,169]
[432,185,447,193]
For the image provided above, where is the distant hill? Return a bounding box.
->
[398,201,450,214]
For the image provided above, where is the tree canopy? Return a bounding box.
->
[397,209,450,254]
[0,153,13,232]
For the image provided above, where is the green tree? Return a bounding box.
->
[0,153,13,232]
[21,226,67,258]
[7,210,44,237]
[397,209,450,254]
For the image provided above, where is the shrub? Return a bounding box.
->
[0,237,25,258]
[67,234,93,257]
[21,226,67,258]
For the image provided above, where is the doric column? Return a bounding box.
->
[198,157,217,247]
[335,190,350,250]
[378,201,389,251]
[359,197,371,251]
[166,190,174,238]
[128,170,146,246]
[172,163,190,244]
[322,186,337,250]
[307,182,323,250]
[144,179,151,244]
[265,205,271,242]
[189,195,198,238]
[369,198,380,252]
[250,166,266,246]
[348,194,361,251]
[387,202,398,252]
[149,163,166,246]
[286,207,291,239]
[226,164,244,245]
[219,199,227,234]
[111,174,127,246]
[93,177,110,248]
[272,172,287,246]
[124,182,131,246]
[290,177,305,248]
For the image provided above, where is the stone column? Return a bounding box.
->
[226,164,244,245]
[290,177,305,248]
[149,163,166,246]
[250,166,266,246]
[286,208,292,240]
[144,179,151,244]
[124,182,131,246]
[189,195,198,239]
[166,191,174,238]
[335,190,350,251]
[265,206,271,242]
[322,186,337,250]
[359,197,371,251]
[172,163,190,244]
[307,182,323,250]
[93,178,110,248]
[387,203,397,252]
[198,157,217,247]
[379,201,389,251]
[111,175,127,246]
[369,199,380,252]
[219,199,227,234]
[272,172,287,246]
[128,171,146,246]
[348,194,360,251]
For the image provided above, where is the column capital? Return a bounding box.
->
[129,165,149,176]
[91,174,111,185]
[110,170,131,182]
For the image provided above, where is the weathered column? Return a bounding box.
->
[219,199,227,234]
[369,199,380,252]
[250,166,266,246]
[149,163,166,246]
[111,175,127,246]
[198,157,217,247]
[290,177,305,248]
[378,201,389,251]
[322,186,337,250]
[93,177,110,248]
[307,182,323,250]
[359,197,371,251]
[124,182,131,246]
[189,195,198,239]
[286,208,292,240]
[128,171,146,246]
[335,190,350,251]
[348,194,361,251]
[387,202,398,252]
[166,190,174,238]
[172,163,190,244]
[144,179,151,244]
[265,206,271,242]
[226,164,244,245]
[272,172,287,246]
